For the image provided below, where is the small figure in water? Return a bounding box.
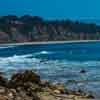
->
[40,59,48,63]
[80,69,87,74]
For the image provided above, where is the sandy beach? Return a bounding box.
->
[0,40,100,46]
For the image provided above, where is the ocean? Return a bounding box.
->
[0,42,100,97]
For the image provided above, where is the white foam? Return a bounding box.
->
[41,51,49,54]
[0,45,16,49]
[0,54,100,81]
[0,54,100,68]
[0,54,40,63]
[0,49,99,97]
[34,51,53,55]
[0,54,41,76]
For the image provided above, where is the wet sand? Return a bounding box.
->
[0,40,100,46]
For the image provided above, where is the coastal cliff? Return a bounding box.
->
[0,15,100,43]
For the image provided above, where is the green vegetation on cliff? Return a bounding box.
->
[0,15,99,43]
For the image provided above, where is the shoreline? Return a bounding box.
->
[0,40,100,46]
[0,70,95,100]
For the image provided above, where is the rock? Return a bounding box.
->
[29,83,42,92]
[26,91,40,100]
[8,70,41,88]
[0,75,7,87]
[74,96,82,100]
[68,95,75,99]
[7,92,14,99]
[22,70,40,84]
[0,87,6,94]
[0,95,8,100]
[0,70,96,100]
[15,89,40,100]
[53,90,61,94]
[24,82,42,92]
[76,89,85,96]
[14,93,34,100]
[53,84,66,94]
[85,93,95,99]
[38,92,56,100]
[16,87,24,92]
[10,89,16,94]
[40,80,51,87]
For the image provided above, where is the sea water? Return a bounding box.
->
[0,42,100,97]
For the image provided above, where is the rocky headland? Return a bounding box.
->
[0,15,99,43]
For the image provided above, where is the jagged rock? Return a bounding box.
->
[11,87,40,100]
[49,84,67,94]
[40,80,51,87]
[55,84,66,93]
[7,92,14,99]
[0,70,96,100]
[14,90,40,100]
[24,82,42,92]
[8,70,41,88]
[10,89,17,95]
[0,75,7,87]
[0,87,6,94]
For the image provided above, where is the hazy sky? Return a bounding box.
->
[0,0,99,20]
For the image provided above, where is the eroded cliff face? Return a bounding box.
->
[0,15,99,43]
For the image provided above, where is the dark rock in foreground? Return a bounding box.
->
[0,70,95,100]
[8,70,41,88]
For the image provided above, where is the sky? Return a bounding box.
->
[0,0,99,20]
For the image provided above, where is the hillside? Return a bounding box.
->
[0,15,100,43]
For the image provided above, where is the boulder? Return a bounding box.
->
[24,82,42,92]
[8,70,41,88]
[0,75,7,87]
[50,84,66,94]
[54,84,66,94]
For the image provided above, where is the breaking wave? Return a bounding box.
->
[0,42,100,97]
[34,51,53,55]
[0,45,16,49]
[0,53,100,82]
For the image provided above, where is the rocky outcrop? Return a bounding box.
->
[0,70,95,100]
[8,70,41,88]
